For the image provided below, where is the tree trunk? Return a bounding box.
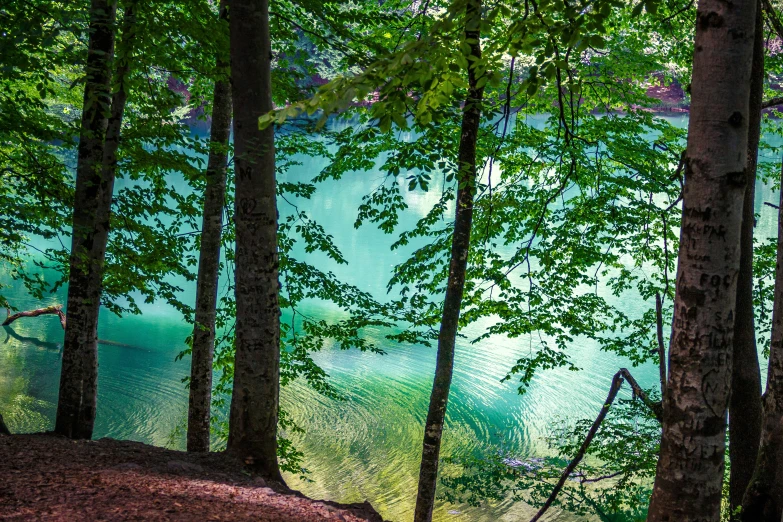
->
[186,1,232,454]
[412,2,484,520]
[741,161,783,521]
[646,0,757,519]
[226,0,283,482]
[55,1,137,439]
[729,4,764,514]
[54,0,118,440]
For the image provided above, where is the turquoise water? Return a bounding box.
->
[1,115,779,521]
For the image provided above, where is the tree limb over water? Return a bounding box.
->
[3,304,140,350]
[529,368,662,522]
[3,305,65,329]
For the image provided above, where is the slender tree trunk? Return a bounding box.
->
[412,2,484,520]
[226,0,283,482]
[729,4,764,514]
[186,2,231,454]
[741,161,783,521]
[54,0,118,440]
[646,0,757,519]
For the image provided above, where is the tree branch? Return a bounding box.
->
[762,0,783,42]
[3,305,65,329]
[761,96,783,110]
[655,292,667,403]
[528,368,663,522]
[2,304,140,350]
[619,368,663,422]
[529,371,624,522]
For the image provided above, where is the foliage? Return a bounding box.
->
[4,0,783,518]
[440,394,660,521]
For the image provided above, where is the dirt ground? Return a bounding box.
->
[0,433,385,522]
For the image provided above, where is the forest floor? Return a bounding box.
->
[0,433,385,521]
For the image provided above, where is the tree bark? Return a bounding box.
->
[729,3,764,515]
[186,1,231,454]
[741,161,783,521]
[412,2,484,520]
[55,1,137,440]
[54,0,118,440]
[646,0,757,519]
[226,0,283,481]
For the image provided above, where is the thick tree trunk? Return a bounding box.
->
[646,0,757,519]
[54,0,118,440]
[741,162,783,521]
[412,2,484,520]
[55,1,137,440]
[186,2,231,454]
[729,4,764,514]
[226,0,283,481]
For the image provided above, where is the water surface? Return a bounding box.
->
[1,114,778,521]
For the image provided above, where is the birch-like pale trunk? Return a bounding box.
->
[646,0,757,518]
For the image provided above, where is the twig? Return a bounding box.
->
[655,292,667,403]
[576,470,624,483]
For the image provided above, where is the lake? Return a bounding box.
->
[0,114,777,521]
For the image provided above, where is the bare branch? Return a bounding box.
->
[529,368,663,522]
[529,371,625,522]
[619,368,663,422]
[656,292,667,403]
[3,305,65,329]
[761,96,783,110]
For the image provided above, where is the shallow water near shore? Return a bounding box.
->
[1,114,778,521]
